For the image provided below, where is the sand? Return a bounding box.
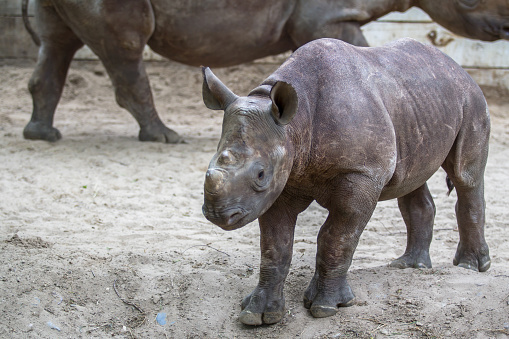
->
[0,57,508,338]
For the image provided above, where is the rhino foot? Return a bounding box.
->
[23,122,62,142]
[138,124,183,144]
[303,274,355,318]
[389,251,432,269]
[239,286,285,325]
[453,242,491,272]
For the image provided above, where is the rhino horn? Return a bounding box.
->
[202,67,238,110]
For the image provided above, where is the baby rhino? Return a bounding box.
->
[201,38,491,325]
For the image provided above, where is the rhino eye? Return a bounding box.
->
[457,0,480,9]
[251,163,270,191]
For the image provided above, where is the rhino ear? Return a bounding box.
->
[202,67,238,110]
[270,81,298,125]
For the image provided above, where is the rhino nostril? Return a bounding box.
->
[258,170,265,179]
[226,209,244,225]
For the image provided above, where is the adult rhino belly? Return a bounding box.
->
[147,1,294,67]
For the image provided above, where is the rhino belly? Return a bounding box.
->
[378,143,452,201]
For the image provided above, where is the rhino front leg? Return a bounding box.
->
[240,194,311,325]
[303,213,361,318]
[24,2,83,141]
[304,175,378,318]
[390,183,435,269]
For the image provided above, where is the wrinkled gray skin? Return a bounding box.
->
[23,0,508,143]
[202,38,491,325]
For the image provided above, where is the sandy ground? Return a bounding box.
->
[0,57,508,339]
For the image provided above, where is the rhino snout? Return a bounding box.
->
[202,204,247,230]
[204,168,227,194]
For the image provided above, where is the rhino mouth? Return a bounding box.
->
[202,205,250,230]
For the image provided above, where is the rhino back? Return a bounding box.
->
[264,38,486,198]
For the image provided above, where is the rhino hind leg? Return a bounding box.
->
[442,102,490,272]
[24,3,83,141]
[450,180,491,272]
[390,183,435,269]
[97,56,181,143]
[72,2,181,144]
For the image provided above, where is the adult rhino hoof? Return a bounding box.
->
[139,125,183,144]
[389,252,432,269]
[23,122,62,142]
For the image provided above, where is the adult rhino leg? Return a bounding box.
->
[239,193,312,325]
[24,2,83,141]
[390,183,435,269]
[304,174,378,318]
[77,2,181,143]
[97,56,181,143]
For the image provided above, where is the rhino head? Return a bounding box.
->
[201,67,297,230]
[419,0,509,41]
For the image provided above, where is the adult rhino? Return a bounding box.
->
[201,37,491,325]
[22,0,509,143]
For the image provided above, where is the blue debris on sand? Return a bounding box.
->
[47,321,61,331]
[156,313,167,326]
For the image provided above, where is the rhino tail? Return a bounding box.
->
[22,0,40,46]
[446,176,455,196]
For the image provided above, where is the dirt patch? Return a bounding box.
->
[1,58,508,338]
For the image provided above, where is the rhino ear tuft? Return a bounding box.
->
[270,81,298,125]
[202,67,238,110]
